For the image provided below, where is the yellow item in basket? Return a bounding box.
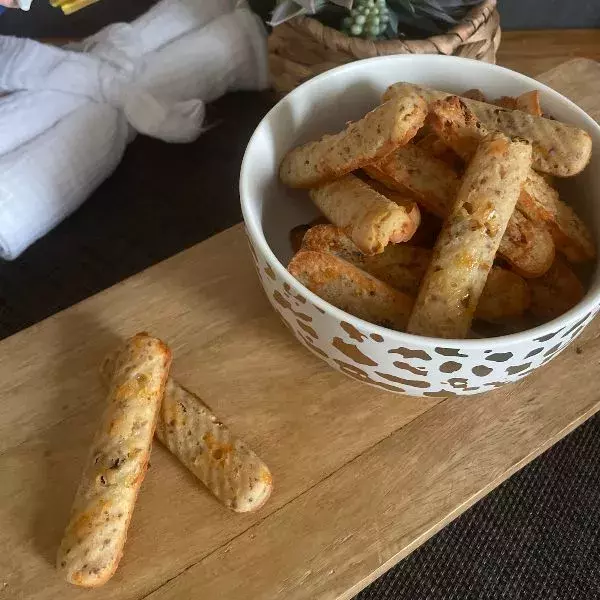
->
[50,0,100,15]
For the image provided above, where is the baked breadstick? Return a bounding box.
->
[288,250,413,330]
[519,170,595,262]
[290,217,329,253]
[429,96,593,264]
[100,354,273,513]
[499,209,555,278]
[528,257,585,321]
[279,93,427,188]
[309,174,420,254]
[364,144,460,218]
[493,96,518,110]
[302,224,530,322]
[427,95,484,161]
[516,90,543,117]
[407,133,532,338]
[415,133,463,169]
[365,177,422,223]
[476,268,531,323]
[366,144,554,277]
[301,224,429,296]
[57,333,172,587]
[383,82,591,176]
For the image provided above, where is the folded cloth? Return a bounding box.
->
[0,0,268,260]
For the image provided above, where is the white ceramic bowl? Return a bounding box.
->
[240,55,600,397]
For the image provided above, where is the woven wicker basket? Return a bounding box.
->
[269,0,500,93]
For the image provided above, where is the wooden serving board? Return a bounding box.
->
[2,59,600,600]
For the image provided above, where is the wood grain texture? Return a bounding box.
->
[1,57,600,600]
[0,229,440,600]
[497,30,600,77]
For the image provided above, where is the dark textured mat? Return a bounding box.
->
[0,90,598,600]
[356,414,600,600]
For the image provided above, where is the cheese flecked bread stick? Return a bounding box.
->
[100,353,273,514]
[289,250,414,330]
[309,174,420,254]
[301,224,530,323]
[428,95,595,263]
[383,82,592,177]
[57,333,172,587]
[366,144,555,277]
[279,93,427,188]
[407,133,533,338]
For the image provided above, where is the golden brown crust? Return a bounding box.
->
[477,267,531,322]
[302,224,530,322]
[528,257,585,321]
[520,171,595,263]
[407,133,533,339]
[428,95,486,161]
[493,96,519,110]
[429,95,589,266]
[516,90,543,117]
[57,333,172,587]
[367,142,554,277]
[499,209,556,278]
[100,356,273,514]
[414,133,463,170]
[383,82,592,177]
[301,224,429,297]
[288,250,414,330]
[309,174,421,254]
[366,144,460,218]
[279,93,427,188]
[290,217,329,253]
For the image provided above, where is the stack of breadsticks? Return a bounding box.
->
[281,83,595,339]
[57,333,272,587]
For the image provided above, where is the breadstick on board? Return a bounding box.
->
[301,224,530,322]
[279,93,427,188]
[383,82,591,177]
[57,333,172,587]
[429,96,595,263]
[407,133,533,338]
[309,174,420,254]
[366,144,554,277]
[100,353,273,514]
[288,250,414,331]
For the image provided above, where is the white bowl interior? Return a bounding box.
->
[241,55,600,338]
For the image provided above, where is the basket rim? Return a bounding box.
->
[273,0,498,58]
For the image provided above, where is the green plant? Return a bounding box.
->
[341,0,390,38]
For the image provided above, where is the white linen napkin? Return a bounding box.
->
[0,0,268,260]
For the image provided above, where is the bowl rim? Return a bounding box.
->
[240,54,600,348]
